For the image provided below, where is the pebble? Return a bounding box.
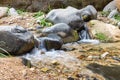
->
[22,70,27,77]
[30,68,35,71]
[101,52,109,59]
[87,55,100,60]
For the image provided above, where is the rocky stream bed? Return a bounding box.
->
[0,1,120,80]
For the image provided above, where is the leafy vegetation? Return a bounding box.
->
[17,9,25,15]
[33,11,44,18]
[33,11,53,27]
[95,33,111,42]
[100,11,110,17]
[114,14,120,21]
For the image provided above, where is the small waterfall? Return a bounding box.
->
[22,37,81,71]
[78,23,100,44]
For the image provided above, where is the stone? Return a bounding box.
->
[103,1,116,12]
[42,23,79,43]
[8,8,19,16]
[88,20,120,42]
[0,26,35,55]
[0,7,9,18]
[39,37,63,51]
[46,5,97,29]
[0,0,112,12]
[101,52,109,59]
[107,9,119,18]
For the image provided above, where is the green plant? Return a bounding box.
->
[100,11,110,17]
[114,14,120,21]
[33,11,53,27]
[0,47,11,58]
[95,33,110,42]
[17,9,25,15]
[33,11,44,18]
[40,18,53,27]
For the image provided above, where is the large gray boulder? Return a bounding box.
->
[42,23,79,43]
[0,0,112,12]
[0,26,35,55]
[103,1,116,12]
[45,5,97,31]
[46,5,97,24]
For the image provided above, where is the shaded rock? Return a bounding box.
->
[0,0,112,12]
[46,5,97,30]
[103,1,116,12]
[0,7,9,18]
[0,26,35,55]
[88,20,120,42]
[42,23,79,43]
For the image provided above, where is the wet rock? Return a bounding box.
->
[88,20,120,42]
[0,7,9,18]
[8,8,19,16]
[103,1,116,12]
[42,23,79,43]
[39,37,63,51]
[0,26,35,55]
[46,5,97,30]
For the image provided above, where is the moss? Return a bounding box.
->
[72,30,79,41]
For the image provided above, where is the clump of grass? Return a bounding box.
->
[33,11,44,18]
[40,18,53,27]
[114,14,120,21]
[95,33,111,42]
[17,9,25,15]
[0,47,11,58]
[33,11,53,27]
[100,11,110,17]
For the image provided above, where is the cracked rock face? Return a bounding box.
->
[0,0,112,12]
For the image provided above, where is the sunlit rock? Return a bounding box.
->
[88,20,120,42]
